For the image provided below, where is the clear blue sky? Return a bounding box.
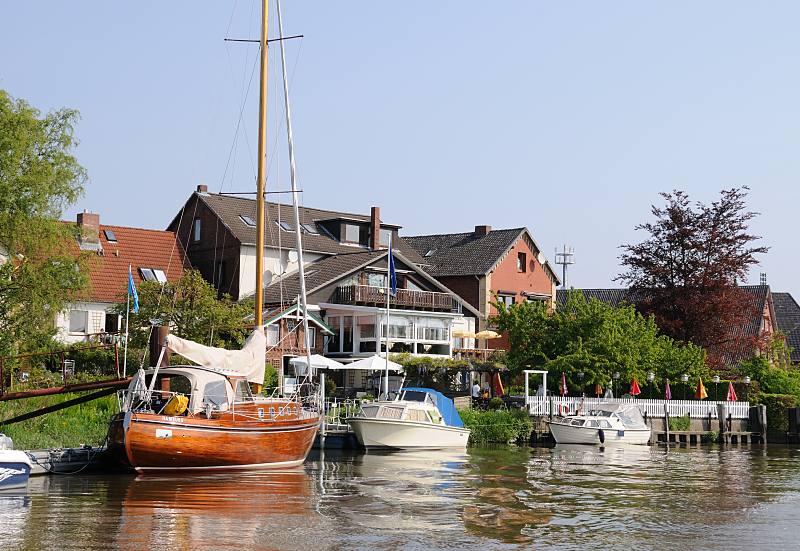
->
[2,2,798,296]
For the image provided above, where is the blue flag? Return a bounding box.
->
[128,266,139,314]
[388,242,397,297]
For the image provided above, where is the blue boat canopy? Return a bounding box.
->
[401,387,464,428]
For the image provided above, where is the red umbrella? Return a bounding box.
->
[630,377,641,396]
[491,372,505,397]
[665,379,672,400]
[727,381,738,402]
[560,372,568,396]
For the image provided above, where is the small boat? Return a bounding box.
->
[346,387,470,449]
[548,403,651,445]
[0,435,31,490]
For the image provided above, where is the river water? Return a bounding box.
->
[2,445,800,550]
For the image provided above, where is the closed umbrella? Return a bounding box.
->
[594,383,603,397]
[726,381,738,402]
[664,379,672,400]
[491,372,505,397]
[694,378,708,400]
[560,372,568,396]
[630,378,642,397]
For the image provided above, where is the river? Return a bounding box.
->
[2,445,800,550]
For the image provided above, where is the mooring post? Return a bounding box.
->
[549,395,554,422]
[759,404,768,444]
[717,403,727,444]
[319,372,326,449]
[664,402,670,444]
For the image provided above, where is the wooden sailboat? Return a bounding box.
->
[107,0,320,472]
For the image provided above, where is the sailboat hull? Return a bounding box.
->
[108,406,319,472]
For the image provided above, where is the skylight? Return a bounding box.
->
[139,268,157,282]
[103,229,117,242]
[301,223,319,235]
[424,249,437,257]
[153,269,168,283]
[239,215,256,227]
[276,221,293,232]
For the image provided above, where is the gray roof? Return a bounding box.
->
[196,193,424,263]
[556,288,633,308]
[406,228,558,281]
[773,292,800,362]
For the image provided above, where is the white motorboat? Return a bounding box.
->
[346,388,470,450]
[0,435,31,490]
[548,403,651,445]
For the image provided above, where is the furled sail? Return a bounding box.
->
[165,327,266,385]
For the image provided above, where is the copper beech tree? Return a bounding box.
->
[617,188,768,370]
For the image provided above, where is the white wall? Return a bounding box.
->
[55,301,118,344]
[238,245,325,299]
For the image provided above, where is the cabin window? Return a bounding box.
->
[361,405,380,418]
[235,380,254,402]
[378,406,404,420]
[517,252,526,272]
[405,409,431,423]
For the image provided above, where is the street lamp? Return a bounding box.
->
[613,371,620,397]
[743,376,751,400]
[647,371,655,399]
[712,375,720,401]
[681,373,689,400]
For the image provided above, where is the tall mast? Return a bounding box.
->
[275,0,313,377]
[254,0,269,327]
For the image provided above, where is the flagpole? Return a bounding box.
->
[123,264,131,377]
[384,246,390,400]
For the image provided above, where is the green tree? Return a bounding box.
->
[491,291,707,394]
[118,269,252,352]
[0,90,88,357]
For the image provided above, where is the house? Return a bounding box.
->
[405,225,560,353]
[261,249,480,389]
[56,210,188,344]
[555,285,781,368]
[167,185,425,301]
[773,292,800,363]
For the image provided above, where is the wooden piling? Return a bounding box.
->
[717,403,728,443]
[664,402,670,444]
[758,404,767,444]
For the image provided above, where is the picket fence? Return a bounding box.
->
[526,396,750,419]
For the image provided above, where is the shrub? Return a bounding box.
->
[760,393,797,436]
[459,408,532,445]
[488,397,504,410]
[668,414,691,432]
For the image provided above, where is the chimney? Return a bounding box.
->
[370,206,381,250]
[196,184,208,193]
[77,210,100,249]
[474,225,491,237]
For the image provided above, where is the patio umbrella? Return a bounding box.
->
[491,371,505,397]
[560,372,568,396]
[630,378,642,396]
[664,379,672,400]
[726,381,738,402]
[594,383,603,397]
[338,355,403,372]
[289,354,345,372]
[694,378,708,400]
[475,330,500,339]
[452,329,477,339]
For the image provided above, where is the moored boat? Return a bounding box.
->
[548,403,651,445]
[346,387,470,449]
[0,435,31,490]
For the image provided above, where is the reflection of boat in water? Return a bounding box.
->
[346,388,470,449]
[548,403,651,445]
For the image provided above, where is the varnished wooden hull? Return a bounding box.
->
[108,405,319,472]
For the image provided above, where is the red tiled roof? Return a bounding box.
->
[66,223,189,303]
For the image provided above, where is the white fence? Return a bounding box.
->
[526,396,751,419]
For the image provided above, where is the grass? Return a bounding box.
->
[0,393,117,450]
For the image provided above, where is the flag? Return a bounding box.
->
[128,266,139,314]
[630,378,641,396]
[665,378,672,400]
[695,378,708,400]
[388,241,397,296]
[727,381,738,402]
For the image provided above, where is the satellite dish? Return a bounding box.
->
[264,270,274,283]
[288,250,298,263]
[537,251,546,265]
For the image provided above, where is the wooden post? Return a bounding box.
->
[664,402,670,444]
[549,395,554,422]
[717,403,727,444]
[114,341,120,379]
[149,326,170,368]
[0,357,4,397]
[759,404,767,444]
[61,351,66,385]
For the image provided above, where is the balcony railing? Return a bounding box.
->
[453,348,498,362]
[333,284,460,313]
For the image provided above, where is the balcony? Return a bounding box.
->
[333,284,460,313]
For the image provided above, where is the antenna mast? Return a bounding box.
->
[554,245,575,290]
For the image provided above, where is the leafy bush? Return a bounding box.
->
[668,414,691,432]
[760,393,797,435]
[488,397,504,410]
[459,408,532,445]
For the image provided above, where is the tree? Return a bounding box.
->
[0,90,88,357]
[617,188,768,369]
[119,270,252,352]
[491,292,707,394]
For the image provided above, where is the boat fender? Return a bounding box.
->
[598,429,605,444]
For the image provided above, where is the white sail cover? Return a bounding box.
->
[165,327,266,385]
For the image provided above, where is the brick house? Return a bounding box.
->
[405,225,560,352]
[57,210,188,344]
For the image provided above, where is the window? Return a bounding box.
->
[103,229,117,242]
[358,316,377,353]
[344,223,360,243]
[105,313,121,333]
[379,228,393,247]
[266,324,279,346]
[139,268,157,282]
[367,273,386,288]
[327,317,341,353]
[239,215,256,227]
[424,249,436,257]
[153,269,168,283]
[192,218,201,242]
[301,223,319,235]
[517,252,526,273]
[498,294,515,307]
[275,221,293,232]
[406,279,424,292]
[307,327,317,349]
[416,318,449,341]
[69,310,88,333]
[342,316,353,353]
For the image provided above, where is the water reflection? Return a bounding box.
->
[2,446,800,550]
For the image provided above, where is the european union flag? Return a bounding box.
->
[388,242,397,297]
[128,265,139,314]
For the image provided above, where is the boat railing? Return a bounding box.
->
[526,395,751,419]
[323,397,366,428]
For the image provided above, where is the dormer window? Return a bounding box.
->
[344,223,360,243]
[379,228,392,247]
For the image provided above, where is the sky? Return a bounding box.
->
[2,2,799,297]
